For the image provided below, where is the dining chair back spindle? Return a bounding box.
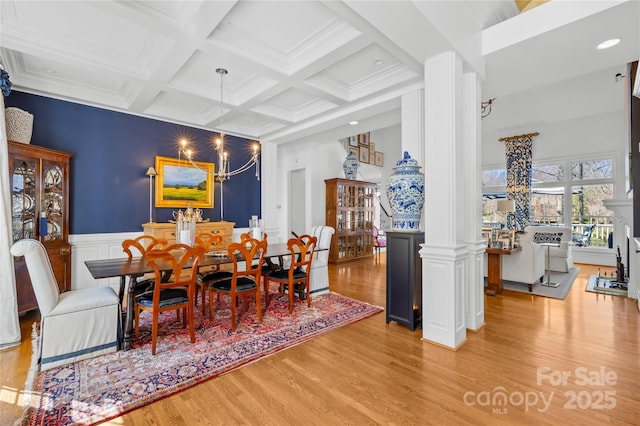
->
[240,231,278,274]
[264,234,317,314]
[134,244,204,355]
[121,235,169,301]
[208,237,267,331]
[194,231,232,314]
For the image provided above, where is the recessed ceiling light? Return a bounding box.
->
[349,121,358,125]
[597,38,620,50]
[373,59,384,66]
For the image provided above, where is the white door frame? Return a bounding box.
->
[288,167,307,237]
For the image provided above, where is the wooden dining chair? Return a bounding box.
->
[241,231,279,274]
[134,244,204,355]
[264,234,317,314]
[194,231,232,315]
[208,237,267,331]
[121,235,169,302]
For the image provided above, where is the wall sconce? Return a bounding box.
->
[481,98,495,118]
[145,166,157,223]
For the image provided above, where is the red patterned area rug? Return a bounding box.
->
[21,291,382,425]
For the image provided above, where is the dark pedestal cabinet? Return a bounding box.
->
[385,231,424,331]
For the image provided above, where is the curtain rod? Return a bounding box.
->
[499,132,539,142]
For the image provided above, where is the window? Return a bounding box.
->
[482,157,615,247]
[482,197,508,226]
[531,188,563,224]
[482,168,507,187]
[571,159,613,181]
[532,164,564,183]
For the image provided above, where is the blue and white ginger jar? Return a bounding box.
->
[385,151,424,232]
[343,152,359,179]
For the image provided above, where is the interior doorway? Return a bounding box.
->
[288,168,306,237]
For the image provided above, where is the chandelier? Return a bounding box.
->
[178,68,260,219]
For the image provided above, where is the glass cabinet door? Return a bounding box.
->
[11,158,37,242]
[42,160,65,242]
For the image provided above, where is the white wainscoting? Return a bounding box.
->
[571,247,616,267]
[70,232,141,290]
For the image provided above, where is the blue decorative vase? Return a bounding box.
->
[385,151,424,232]
[343,152,359,179]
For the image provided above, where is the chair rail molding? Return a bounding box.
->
[70,232,141,290]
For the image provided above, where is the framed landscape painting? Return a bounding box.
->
[155,156,214,208]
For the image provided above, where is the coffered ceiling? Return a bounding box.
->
[1,1,638,144]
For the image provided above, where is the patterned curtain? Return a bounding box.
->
[499,132,539,232]
[1,86,22,349]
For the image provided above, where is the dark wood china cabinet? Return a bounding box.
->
[8,140,72,314]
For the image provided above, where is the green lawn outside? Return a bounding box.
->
[163,186,208,201]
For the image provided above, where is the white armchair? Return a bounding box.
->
[484,230,546,291]
[10,239,121,370]
[500,230,546,291]
[309,225,335,295]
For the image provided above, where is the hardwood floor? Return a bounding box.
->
[1,257,639,425]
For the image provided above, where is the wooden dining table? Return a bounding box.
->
[85,243,322,350]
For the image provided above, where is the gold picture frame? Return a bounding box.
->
[348,135,358,147]
[496,229,515,249]
[359,146,370,163]
[358,132,370,146]
[349,146,359,157]
[374,151,384,167]
[155,156,214,208]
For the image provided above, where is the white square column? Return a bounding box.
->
[462,71,485,331]
[421,51,467,349]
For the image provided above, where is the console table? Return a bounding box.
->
[485,246,521,296]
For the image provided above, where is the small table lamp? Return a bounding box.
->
[496,199,515,228]
[145,166,157,223]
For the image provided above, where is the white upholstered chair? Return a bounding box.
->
[483,230,546,292]
[10,239,121,370]
[309,225,335,295]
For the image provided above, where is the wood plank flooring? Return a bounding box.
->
[1,257,639,425]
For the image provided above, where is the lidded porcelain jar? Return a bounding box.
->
[385,151,424,232]
[343,152,359,179]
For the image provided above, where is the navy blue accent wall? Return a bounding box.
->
[5,92,261,234]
